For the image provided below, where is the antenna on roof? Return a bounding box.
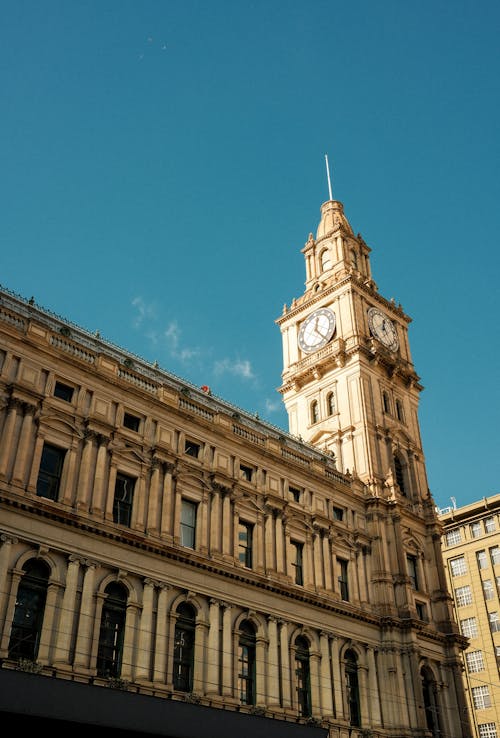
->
[325,154,333,201]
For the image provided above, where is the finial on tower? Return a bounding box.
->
[325,153,333,201]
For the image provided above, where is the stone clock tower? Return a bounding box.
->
[277,198,427,503]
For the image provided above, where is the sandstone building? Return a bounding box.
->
[0,196,472,737]
[440,494,500,738]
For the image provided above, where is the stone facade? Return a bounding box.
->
[0,197,472,737]
[440,495,500,738]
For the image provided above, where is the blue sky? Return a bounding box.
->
[1,0,499,511]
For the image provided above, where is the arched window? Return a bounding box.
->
[310,400,319,424]
[8,559,50,661]
[345,649,361,727]
[320,249,332,271]
[173,602,196,692]
[326,392,335,416]
[421,666,442,737]
[394,455,407,496]
[96,582,127,678]
[382,391,390,414]
[294,636,311,717]
[238,620,256,704]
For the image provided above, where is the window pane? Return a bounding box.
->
[181,500,197,548]
[36,443,66,500]
[450,557,467,576]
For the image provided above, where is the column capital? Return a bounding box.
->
[0,533,18,545]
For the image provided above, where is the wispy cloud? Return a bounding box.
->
[164,321,199,361]
[131,296,156,328]
[213,358,255,380]
[264,397,281,414]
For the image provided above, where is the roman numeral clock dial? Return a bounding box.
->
[298,307,336,353]
[367,307,399,352]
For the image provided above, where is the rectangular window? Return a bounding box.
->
[184,439,201,458]
[489,612,500,633]
[238,521,253,568]
[455,585,472,607]
[180,500,197,549]
[471,521,482,538]
[407,554,419,590]
[240,464,253,482]
[466,650,485,673]
[477,550,488,570]
[483,580,495,600]
[472,685,491,710]
[54,381,74,402]
[123,412,140,432]
[292,542,304,585]
[332,506,344,522]
[479,724,498,738]
[338,558,349,601]
[415,602,428,621]
[289,486,301,503]
[485,516,496,533]
[113,473,136,527]
[36,443,66,500]
[460,617,478,638]
[445,528,461,546]
[450,556,467,576]
[490,546,500,565]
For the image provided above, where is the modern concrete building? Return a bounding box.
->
[440,494,500,738]
[0,195,472,737]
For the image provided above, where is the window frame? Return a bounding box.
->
[180,499,197,549]
[238,521,253,568]
[36,442,66,501]
[112,472,136,527]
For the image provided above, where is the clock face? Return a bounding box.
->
[298,308,336,353]
[367,307,399,351]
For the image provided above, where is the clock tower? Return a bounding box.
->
[277,197,427,503]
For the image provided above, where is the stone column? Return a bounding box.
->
[304,532,314,587]
[37,580,60,664]
[255,511,265,572]
[358,662,370,729]
[279,620,292,708]
[0,537,18,657]
[73,562,98,671]
[26,434,45,493]
[193,615,206,694]
[310,648,322,716]
[146,459,161,536]
[12,403,36,485]
[53,555,83,665]
[131,471,147,532]
[136,578,156,681]
[221,491,232,558]
[255,631,267,706]
[121,600,140,681]
[103,462,117,522]
[267,617,280,708]
[60,440,78,506]
[221,603,232,696]
[206,599,220,695]
[331,636,344,720]
[275,513,285,574]
[366,646,382,726]
[357,546,368,604]
[91,437,108,516]
[264,508,275,571]
[323,533,333,591]
[160,464,174,539]
[0,398,20,479]
[313,530,323,588]
[198,489,209,554]
[209,487,221,555]
[320,632,334,716]
[153,583,170,684]
[76,431,96,511]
